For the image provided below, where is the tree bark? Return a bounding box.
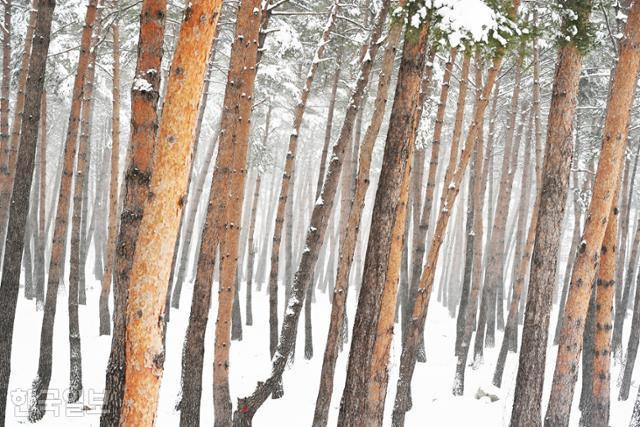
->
[99,20,121,336]
[312,12,404,425]
[0,0,55,421]
[177,1,262,424]
[120,1,222,425]
[339,12,430,425]
[585,203,617,427]
[100,0,167,423]
[28,0,99,420]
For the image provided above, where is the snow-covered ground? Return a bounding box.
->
[5,271,639,426]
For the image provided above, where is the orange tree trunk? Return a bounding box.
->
[545,3,640,424]
[232,2,389,423]
[392,0,521,418]
[120,1,222,425]
[177,0,263,424]
[28,0,99,421]
[0,0,55,421]
[100,0,167,424]
[586,202,617,426]
[312,9,403,425]
[99,20,121,336]
[509,8,592,427]
[339,10,431,425]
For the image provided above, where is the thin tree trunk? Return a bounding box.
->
[476,50,524,355]
[452,51,488,395]
[0,0,54,421]
[35,92,47,309]
[99,20,121,336]
[67,20,101,403]
[28,0,99,420]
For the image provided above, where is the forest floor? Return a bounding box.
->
[5,269,639,426]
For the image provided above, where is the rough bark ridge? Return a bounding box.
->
[99,0,167,424]
[28,0,99,421]
[312,10,403,425]
[0,0,55,422]
[120,1,222,425]
[232,3,388,423]
[545,3,639,424]
[339,12,430,426]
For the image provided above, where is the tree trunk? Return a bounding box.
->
[509,11,592,427]
[265,0,339,376]
[545,4,639,424]
[177,1,262,424]
[452,51,488,396]
[613,210,640,355]
[0,0,55,421]
[28,0,99,420]
[167,32,218,311]
[100,0,167,423]
[120,1,222,425]
[67,21,101,403]
[99,21,121,336]
[476,50,524,356]
[586,202,616,427]
[339,13,430,425]
[312,13,403,424]
[0,0,35,265]
[35,92,47,308]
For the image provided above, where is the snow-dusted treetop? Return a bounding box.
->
[396,0,518,49]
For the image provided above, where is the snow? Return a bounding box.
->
[4,251,640,426]
[433,0,502,47]
[132,77,153,93]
